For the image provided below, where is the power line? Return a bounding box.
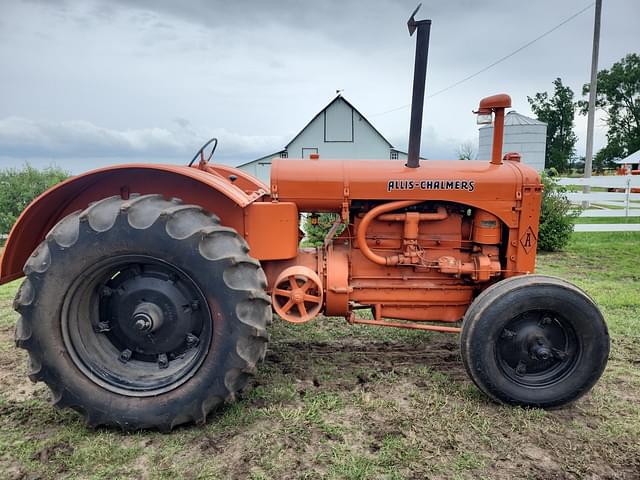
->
[371,2,595,117]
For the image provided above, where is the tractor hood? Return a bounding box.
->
[270,158,540,228]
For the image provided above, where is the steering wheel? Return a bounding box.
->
[188,137,218,167]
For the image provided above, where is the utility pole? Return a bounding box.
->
[583,0,602,200]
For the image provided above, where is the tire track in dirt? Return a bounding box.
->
[263,337,468,388]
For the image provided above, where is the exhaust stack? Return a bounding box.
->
[406,4,431,169]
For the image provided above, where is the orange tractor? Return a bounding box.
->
[1,7,608,431]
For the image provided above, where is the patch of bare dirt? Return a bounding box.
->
[0,462,27,480]
[0,324,47,402]
[31,440,73,463]
[611,336,640,365]
[265,336,466,383]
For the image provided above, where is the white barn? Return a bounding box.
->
[237,95,408,184]
[477,111,547,171]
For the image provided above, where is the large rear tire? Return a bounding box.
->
[14,194,270,431]
[460,275,609,408]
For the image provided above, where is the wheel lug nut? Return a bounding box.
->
[158,354,169,369]
[552,348,567,360]
[95,321,111,333]
[119,349,132,363]
[186,333,199,348]
[183,300,201,314]
[501,329,517,339]
[101,287,113,297]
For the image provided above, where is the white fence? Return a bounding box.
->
[557,175,640,232]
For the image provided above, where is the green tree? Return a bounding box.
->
[593,143,622,173]
[528,78,578,173]
[0,164,69,237]
[580,53,640,167]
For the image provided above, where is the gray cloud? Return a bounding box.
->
[1,0,638,172]
[0,116,286,170]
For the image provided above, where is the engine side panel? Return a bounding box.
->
[244,202,299,260]
[271,158,524,225]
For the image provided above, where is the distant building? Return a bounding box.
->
[615,149,640,168]
[236,94,408,184]
[477,111,547,171]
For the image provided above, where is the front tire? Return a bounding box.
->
[14,194,271,431]
[460,275,609,408]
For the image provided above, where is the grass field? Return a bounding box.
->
[0,232,639,479]
[574,216,640,225]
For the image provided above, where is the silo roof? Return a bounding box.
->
[480,111,546,128]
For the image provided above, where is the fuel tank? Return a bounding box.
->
[270,158,541,227]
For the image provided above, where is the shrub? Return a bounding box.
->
[538,172,579,251]
[0,164,69,237]
[301,213,344,247]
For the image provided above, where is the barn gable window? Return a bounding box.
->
[390,151,398,160]
[324,101,354,142]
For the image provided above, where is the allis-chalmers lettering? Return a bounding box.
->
[387,179,476,192]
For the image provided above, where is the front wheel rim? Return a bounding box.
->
[61,255,213,397]
[496,310,580,388]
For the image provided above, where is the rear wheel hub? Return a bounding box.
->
[62,255,213,396]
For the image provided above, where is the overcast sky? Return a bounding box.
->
[0,0,638,173]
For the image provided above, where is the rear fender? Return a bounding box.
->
[0,163,268,285]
